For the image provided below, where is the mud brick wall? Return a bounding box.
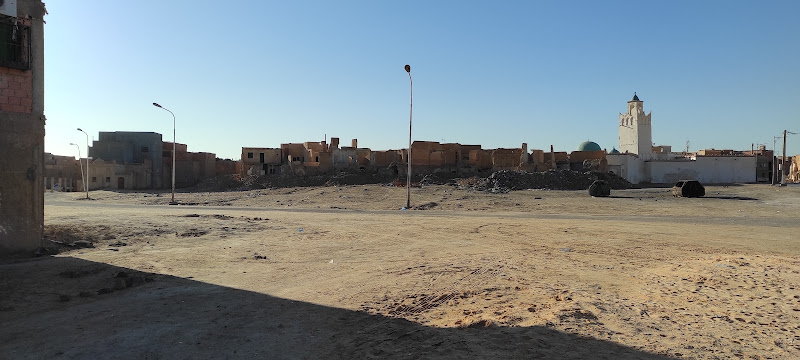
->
[0,68,33,113]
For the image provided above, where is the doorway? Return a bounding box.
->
[117,177,125,189]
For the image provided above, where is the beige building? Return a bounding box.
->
[44,153,82,192]
[243,147,283,175]
[87,158,153,190]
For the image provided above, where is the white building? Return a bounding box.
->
[607,94,756,184]
[618,93,653,158]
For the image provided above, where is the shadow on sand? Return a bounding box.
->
[702,195,758,201]
[1,257,677,360]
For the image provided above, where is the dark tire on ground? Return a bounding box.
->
[589,180,611,197]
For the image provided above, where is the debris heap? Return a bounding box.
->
[458,170,632,193]
[192,169,632,193]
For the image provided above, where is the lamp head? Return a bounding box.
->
[153,103,162,108]
[404,65,410,73]
[77,128,82,131]
[70,143,76,146]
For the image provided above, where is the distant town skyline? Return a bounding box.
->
[44,1,799,160]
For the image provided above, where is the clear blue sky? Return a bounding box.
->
[44,1,799,160]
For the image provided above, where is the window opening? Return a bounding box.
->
[0,19,31,70]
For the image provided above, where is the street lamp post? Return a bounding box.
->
[69,143,85,194]
[153,102,177,204]
[404,64,412,209]
[773,135,781,185]
[782,130,787,186]
[77,128,90,199]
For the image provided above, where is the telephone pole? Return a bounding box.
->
[781,130,787,186]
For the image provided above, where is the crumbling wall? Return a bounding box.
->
[411,141,443,166]
[530,150,544,165]
[469,150,492,170]
[281,143,307,163]
[460,145,480,166]
[332,147,357,167]
[788,155,799,182]
[491,148,522,169]
[356,148,371,166]
[569,150,606,163]
[372,150,400,167]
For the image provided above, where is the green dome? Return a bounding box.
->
[577,141,602,152]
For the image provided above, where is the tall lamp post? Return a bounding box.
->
[773,135,782,185]
[69,143,85,194]
[153,102,177,204]
[404,64,412,209]
[77,128,90,199]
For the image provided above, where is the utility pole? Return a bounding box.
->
[781,130,787,186]
[752,143,756,183]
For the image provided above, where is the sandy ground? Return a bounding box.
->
[2,184,800,359]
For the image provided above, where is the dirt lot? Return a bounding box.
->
[2,184,800,359]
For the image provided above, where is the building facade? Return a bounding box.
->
[0,0,46,255]
[89,131,164,189]
[82,131,234,190]
[44,153,82,192]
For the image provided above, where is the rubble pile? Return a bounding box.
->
[194,171,399,191]
[192,174,250,192]
[192,169,631,193]
[248,171,398,188]
[459,170,632,193]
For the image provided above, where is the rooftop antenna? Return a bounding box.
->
[684,140,690,153]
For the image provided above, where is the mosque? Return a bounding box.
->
[599,94,757,184]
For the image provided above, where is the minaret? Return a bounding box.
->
[618,93,653,157]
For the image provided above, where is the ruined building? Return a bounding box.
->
[241,136,606,177]
[788,155,800,183]
[0,0,46,255]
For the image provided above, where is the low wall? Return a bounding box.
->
[649,157,755,184]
